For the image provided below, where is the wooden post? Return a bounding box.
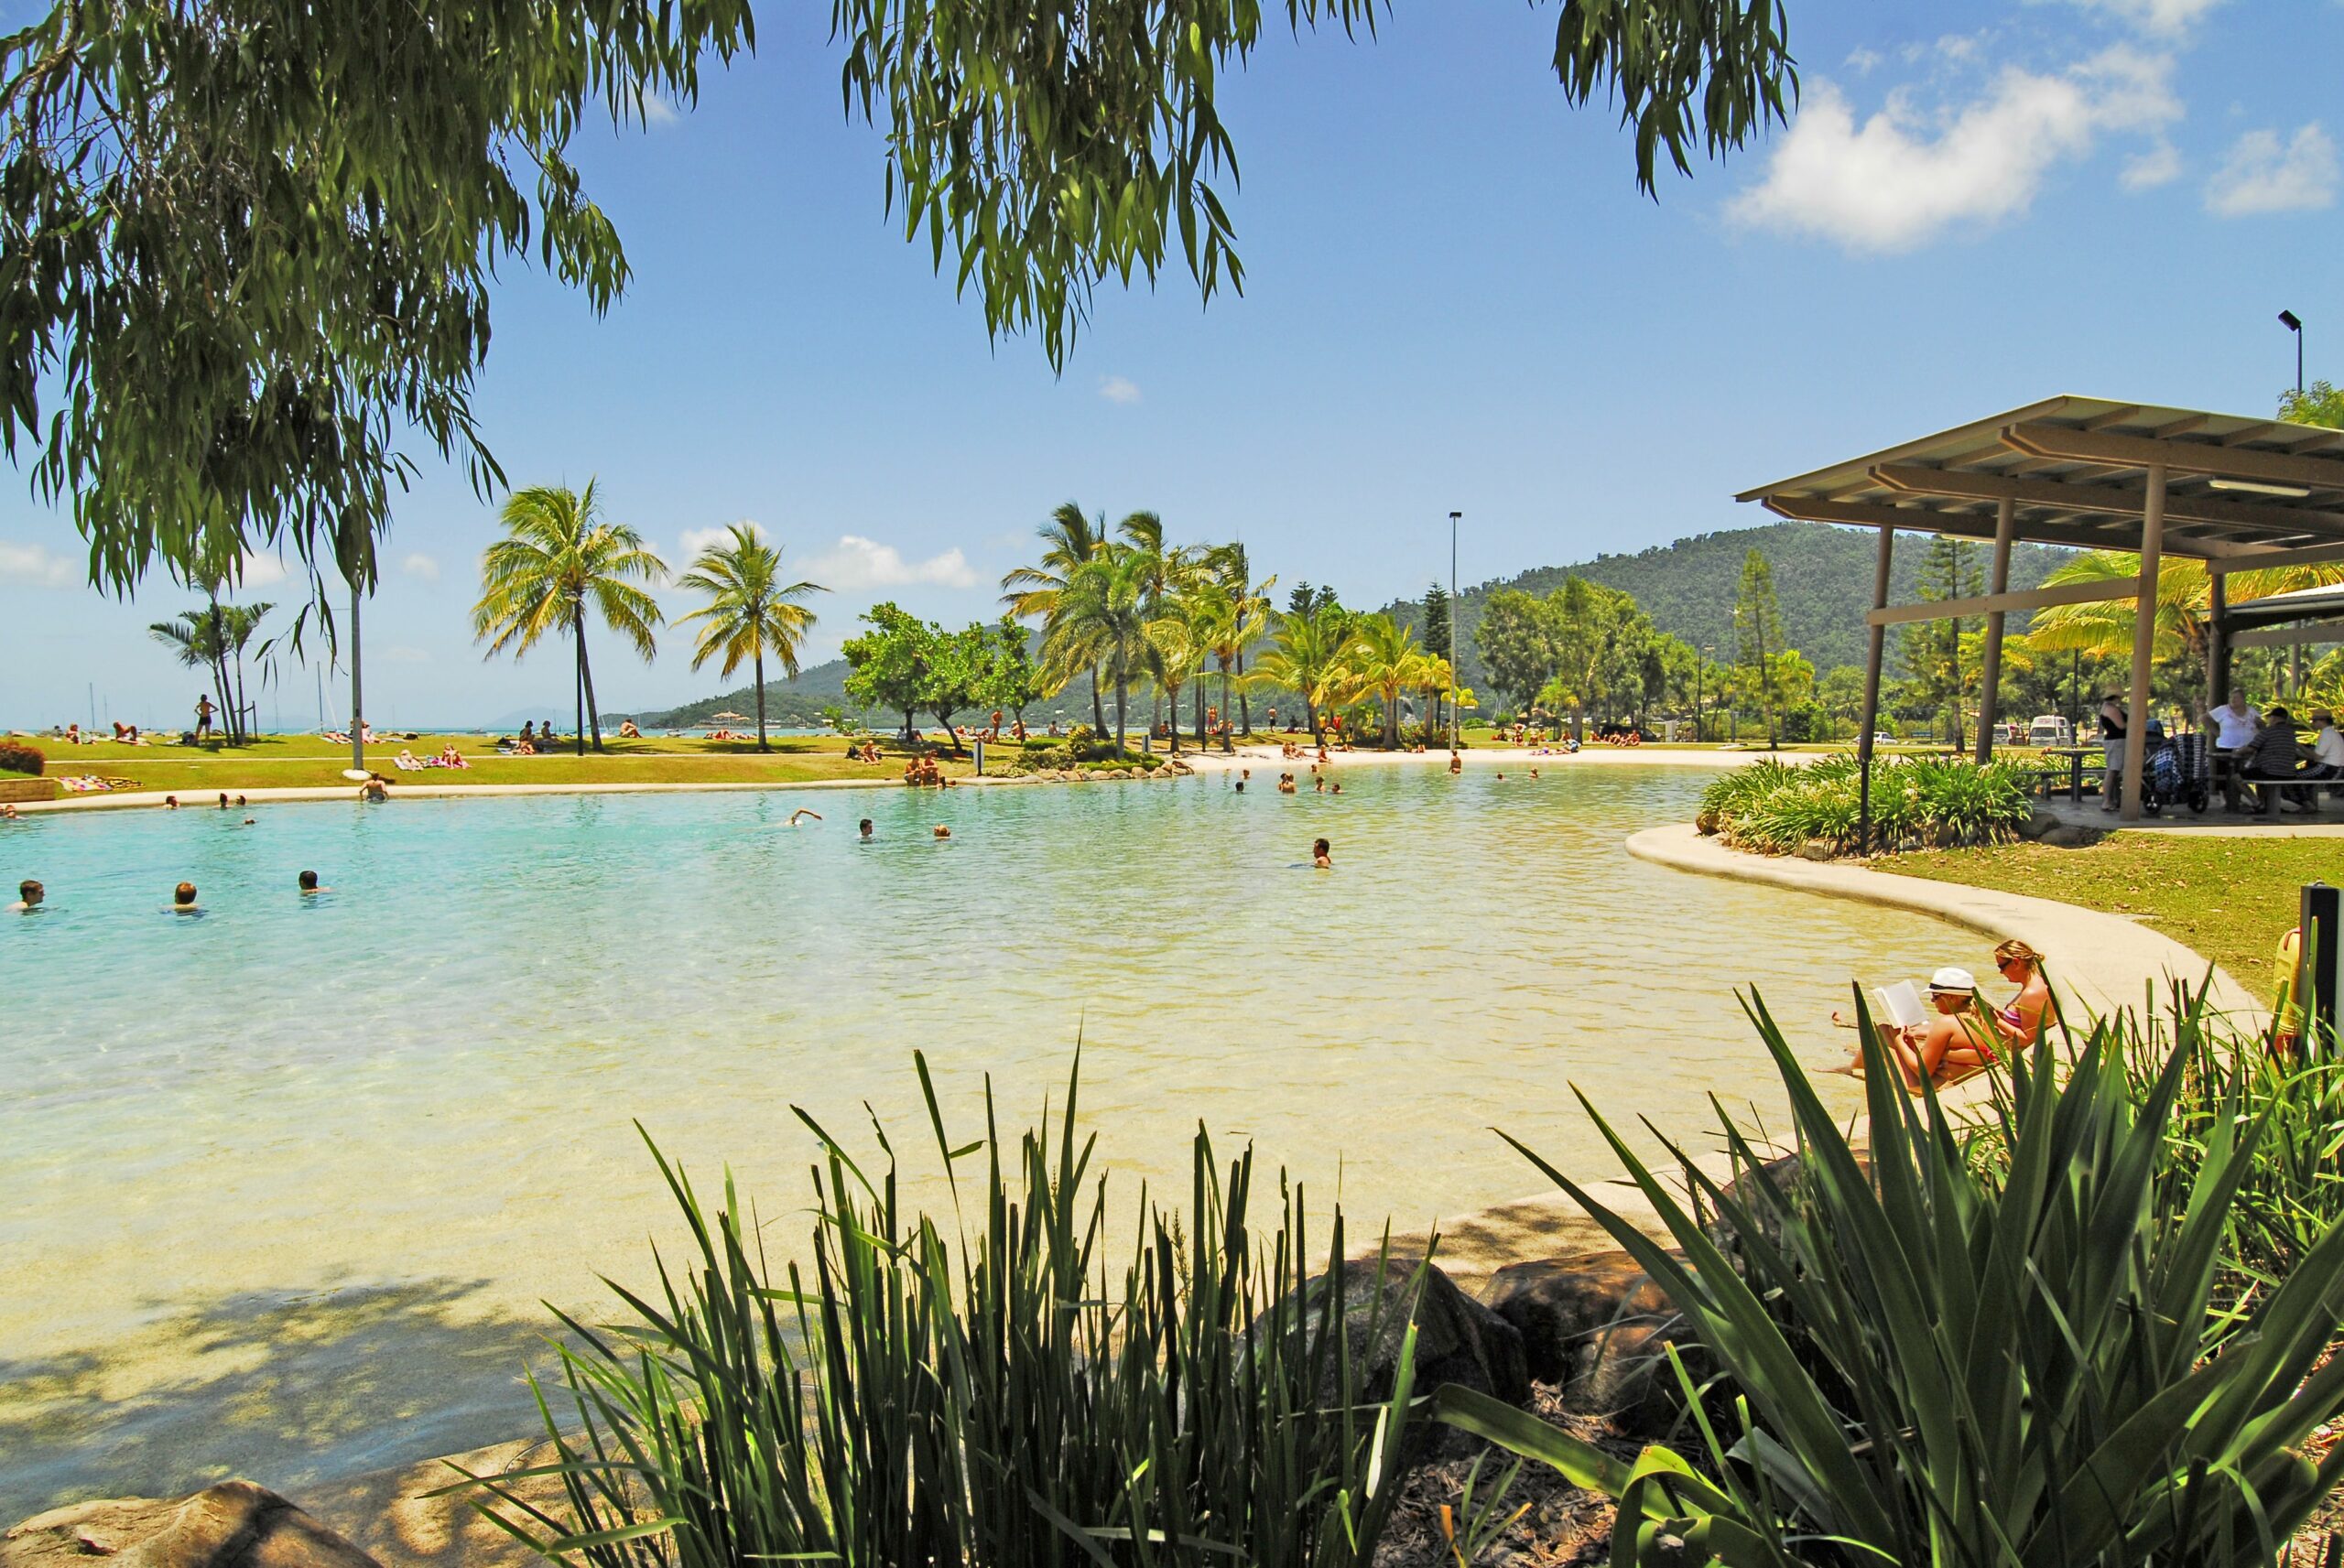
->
[1858,525,1894,852]
[1975,495,2016,764]
[2208,570,2230,709]
[2121,464,2166,823]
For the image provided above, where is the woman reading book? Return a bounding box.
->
[1831,967,2005,1090]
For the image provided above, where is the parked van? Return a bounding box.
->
[2026,714,2074,747]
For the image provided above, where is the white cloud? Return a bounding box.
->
[1845,45,1884,75]
[237,551,289,588]
[1097,375,1143,406]
[2206,124,2339,216]
[400,552,440,582]
[678,521,767,563]
[799,535,980,591]
[1727,46,2180,253]
[2121,139,2184,189]
[642,96,678,128]
[2055,0,2224,37]
[0,541,76,587]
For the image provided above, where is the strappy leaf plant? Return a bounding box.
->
[1438,986,2344,1567]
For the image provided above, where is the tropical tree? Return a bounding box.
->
[148,608,232,742]
[975,620,1045,730]
[217,601,274,744]
[674,524,827,752]
[1251,597,1356,745]
[1145,597,1211,752]
[1476,589,1558,718]
[472,481,667,754]
[1199,543,1275,742]
[1732,546,1786,748]
[1001,502,1112,734]
[1329,613,1427,749]
[1047,551,1151,752]
[2025,552,2344,690]
[842,603,932,741]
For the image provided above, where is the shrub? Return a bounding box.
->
[460,1059,1426,1568]
[0,739,45,775]
[1438,988,2344,1567]
[1699,753,2030,856]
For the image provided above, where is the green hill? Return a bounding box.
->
[1383,521,2072,698]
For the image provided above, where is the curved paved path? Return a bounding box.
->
[1625,822,2263,1023]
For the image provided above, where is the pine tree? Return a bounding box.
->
[1422,582,1452,733]
[1732,548,1787,747]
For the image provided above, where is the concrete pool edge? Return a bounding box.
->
[1624,821,2263,1023]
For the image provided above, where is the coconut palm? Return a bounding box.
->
[217,601,274,743]
[1047,550,1149,752]
[473,480,667,754]
[149,608,233,741]
[1250,601,1356,746]
[674,525,827,752]
[1145,597,1211,753]
[2026,552,2344,681]
[1199,544,1275,744]
[1002,502,1112,734]
[1329,612,1428,749]
[1116,510,1187,739]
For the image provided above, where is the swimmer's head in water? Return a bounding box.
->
[859,819,874,837]
[19,879,41,905]
[173,881,197,906]
[934,825,950,838]
[298,871,320,892]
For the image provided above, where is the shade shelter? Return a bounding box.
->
[1739,395,2344,823]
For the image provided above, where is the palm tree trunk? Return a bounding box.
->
[1306,697,1322,746]
[1237,652,1252,735]
[573,623,588,756]
[581,625,603,752]
[233,644,250,746]
[1090,667,1107,736]
[754,647,769,752]
[1114,674,1129,752]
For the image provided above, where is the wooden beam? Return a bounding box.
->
[1872,462,2344,540]
[1976,496,2015,763]
[1865,577,2145,627]
[1761,494,2249,557]
[2006,421,2344,492]
[2207,539,2344,576]
[2230,623,2344,649]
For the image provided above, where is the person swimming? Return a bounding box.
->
[933,825,951,839]
[298,870,330,894]
[787,808,823,827]
[858,818,874,839]
[171,881,200,913]
[1312,837,1331,869]
[11,879,41,914]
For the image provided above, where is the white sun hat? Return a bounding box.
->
[1928,966,1978,994]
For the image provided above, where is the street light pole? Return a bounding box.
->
[1448,510,1461,752]
[2282,309,2305,396]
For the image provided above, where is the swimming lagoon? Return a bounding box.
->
[0,762,1958,1514]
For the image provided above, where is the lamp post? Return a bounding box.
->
[2282,309,2305,396]
[1448,510,1461,751]
[1696,645,1715,743]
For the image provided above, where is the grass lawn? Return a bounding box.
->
[1889,835,2334,994]
[17,732,982,793]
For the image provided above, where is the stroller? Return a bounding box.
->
[2139,720,2211,815]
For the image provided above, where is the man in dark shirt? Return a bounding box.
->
[2238,706,2315,813]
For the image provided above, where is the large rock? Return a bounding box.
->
[2015,806,2061,841]
[1267,1255,1529,1457]
[5,1483,382,1568]
[1482,1249,1700,1439]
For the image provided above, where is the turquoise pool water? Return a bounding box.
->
[0,763,1959,1514]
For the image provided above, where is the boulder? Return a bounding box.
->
[1482,1249,1700,1439]
[1265,1255,1529,1458]
[2015,806,2061,841]
[2041,822,2096,848]
[1797,838,1836,862]
[4,1483,382,1568]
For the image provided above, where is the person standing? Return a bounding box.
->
[2199,691,2263,811]
[2097,693,2128,815]
[195,692,215,741]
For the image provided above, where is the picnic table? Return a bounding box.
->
[2039,744,2100,804]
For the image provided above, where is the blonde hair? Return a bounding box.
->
[1993,938,2043,971]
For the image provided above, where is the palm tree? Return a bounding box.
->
[1250,602,1356,746]
[473,480,667,754]
[675,525,827,752]
[1200,544,1275,741]
[1116,510,1186,739]
[1047,551,1149,752]
[1329,613,1427,749]
[217,601,274,743]
[1145,597,1210,753]
[2026,552,2344,685]
[149,609,232,741]
[1002,502,1111,734]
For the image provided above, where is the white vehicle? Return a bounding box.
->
[2026,715,2074,747]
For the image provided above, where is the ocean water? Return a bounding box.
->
[0,764,1959,1515]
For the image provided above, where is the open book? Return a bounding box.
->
[1874,980,1928,1031]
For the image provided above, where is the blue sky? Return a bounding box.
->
[4,0,2340,728]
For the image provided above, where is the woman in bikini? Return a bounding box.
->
[1988,939,2053,1052]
